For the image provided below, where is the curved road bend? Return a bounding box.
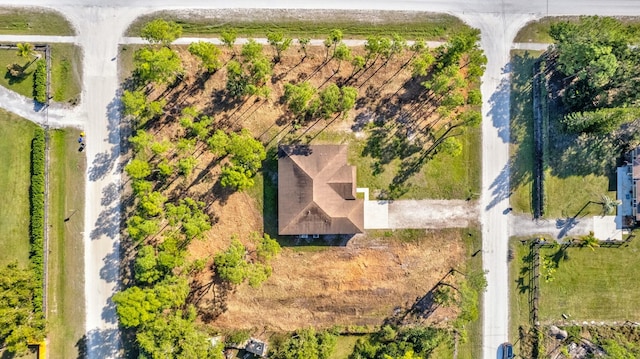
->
[0,1,639,359]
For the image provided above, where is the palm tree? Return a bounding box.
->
[578,232,600,251]
[599,194,621,216]
[16,43,34,59]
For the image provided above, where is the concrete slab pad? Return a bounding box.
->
[593,215,622,241]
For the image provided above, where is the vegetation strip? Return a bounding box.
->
[30,127,46,314]
[127,10,468,40]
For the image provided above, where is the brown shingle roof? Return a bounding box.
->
[278,145,364,235]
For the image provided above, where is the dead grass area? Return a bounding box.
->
[190,229,465,331]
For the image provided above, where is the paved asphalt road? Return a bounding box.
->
[0,1,640,359]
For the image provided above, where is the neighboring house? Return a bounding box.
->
[245,338,267,358]
[618,146,640,226]
[278,144,364,235]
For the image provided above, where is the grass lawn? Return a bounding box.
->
[0,44,82,104]
[508,238,534,342]
[457,226,483,359]
[328,335,362,359]
[538,236,640,322]
[0,110,38,267]
[0,8,75,35]
[544,174,615,218]
[46,128,86,359]
[349,126,480,200]
[509,50,539,214]
[127,11,469,40]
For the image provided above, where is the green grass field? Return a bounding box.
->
[328,335,361,359]
[0,44,82,104]
[349,126,481,200]
[539,237,640,322]
[508,238,533,342]
[127,11,469,40]
[509,50,538,215]
[0,110,38,268]
[46,129,85,359]
[0,8,75,35]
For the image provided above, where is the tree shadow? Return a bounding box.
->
[99,240,120,284]
[90,197,121,240]
[488,64,512,143]
[81,328,122,359]
[485,163,511,210]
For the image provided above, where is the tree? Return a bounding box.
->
[16,42,35,60]
[271,328,337,359]
[267,31,292,63]
[298,37,311,58]
[283,81,317,117]
[255,233,281,262]
[207,129,230,157]
[134,47,183,84]
[165,198,212,239]
[135,245,163,284]
[318,84,341,119]
[339,86,358,116]
[214,239,249,284]
[141,19,183,45]
[177,156,197,177]
[364,36,382,65]
[328,29,343,54]
[126,158,152,180]
[139,191,167,217]
[578,231,600,251]
[113,286,162,327]
[220,28,238,54]
[220,164,254,191]
[122,90,147,118]
[227,129,266,174]
[225,59,249,97]
[136,307,215,359]
[412,52,435,77]
[599,194,622,216]
[188,41,222,72]
[0,262,46,355]
[241,39,263,61]
[333,42,351,72]
[127,215,159,242]
[561,107,640,134]
[150,140,171,156]
[350,55,366,77]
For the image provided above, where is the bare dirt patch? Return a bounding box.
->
[192,229,465,332]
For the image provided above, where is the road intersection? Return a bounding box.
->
[0,1,640,358]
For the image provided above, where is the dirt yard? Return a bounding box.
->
[130,42,473,332]
[190,228,466,331]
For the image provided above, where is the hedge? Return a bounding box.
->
[33,59,47,104]
[29,127,45,313]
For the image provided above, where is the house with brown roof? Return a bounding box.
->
[278,144,364,235]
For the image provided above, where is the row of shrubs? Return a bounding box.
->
[29,127,45,313]
[33,59,46,104]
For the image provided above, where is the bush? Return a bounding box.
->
[33,59,47,103]
[29,127,45,313]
